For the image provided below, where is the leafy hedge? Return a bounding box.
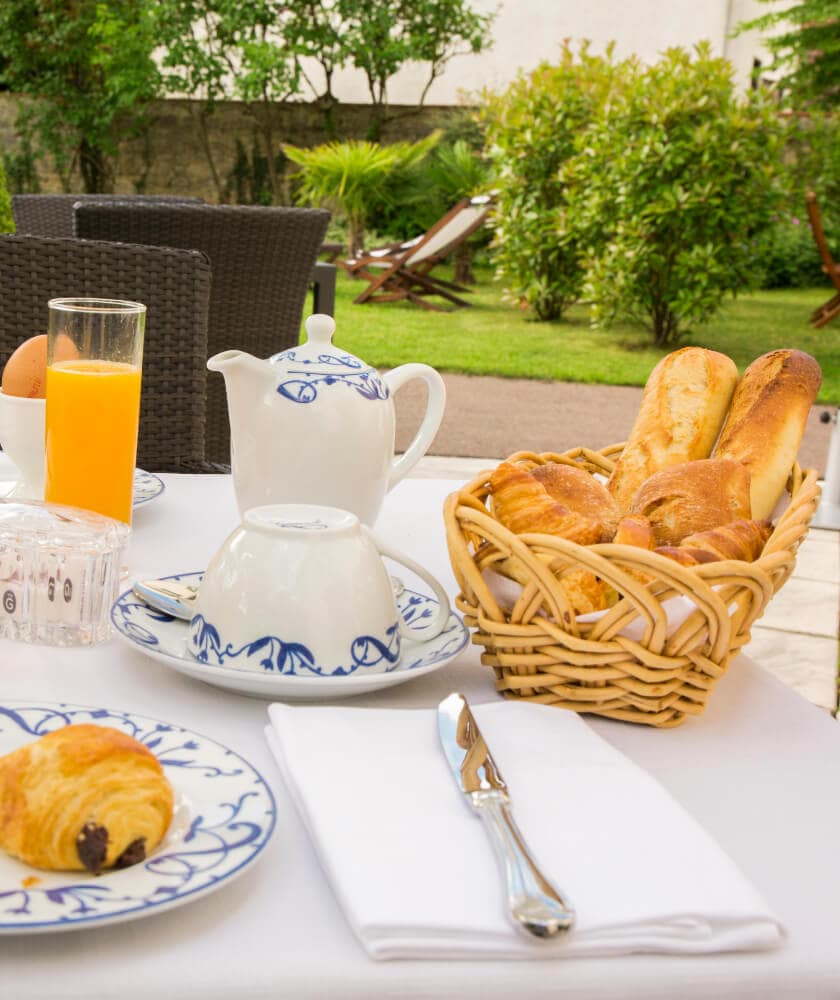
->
[483,43,788,345]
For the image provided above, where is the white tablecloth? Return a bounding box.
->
[1,473,839,999]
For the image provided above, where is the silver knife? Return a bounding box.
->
[437,692,575,938]
[132,579,198,620]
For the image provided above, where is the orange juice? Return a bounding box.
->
[45,360,142,524]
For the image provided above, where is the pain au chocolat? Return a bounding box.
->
[0,724,173,874]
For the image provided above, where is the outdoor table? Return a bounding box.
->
[2,472,840,999]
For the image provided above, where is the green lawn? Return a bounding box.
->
[305,267,840,403]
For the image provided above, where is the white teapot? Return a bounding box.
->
[208,315,446,525]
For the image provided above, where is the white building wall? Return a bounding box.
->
[316,0,776,106]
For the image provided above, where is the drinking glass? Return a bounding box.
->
[44,298,145,524]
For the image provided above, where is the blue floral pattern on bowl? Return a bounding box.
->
[188,617,401,675]
[0,701,276,933]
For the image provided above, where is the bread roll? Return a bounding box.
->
[712,350,822,519]
[532,463,620,539]
[490,462,605,544]
[630,457,752,546]
[0,724,174,873]
[607,347,739,511]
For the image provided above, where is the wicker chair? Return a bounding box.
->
[11,194,204,240]
[0,234,219,473]
[73,202,331,464]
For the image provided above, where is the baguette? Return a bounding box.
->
[712,350,822,519]
[607,347,739,512]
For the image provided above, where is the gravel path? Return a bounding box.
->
[393,372,834,474]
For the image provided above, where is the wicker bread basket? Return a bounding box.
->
[444,447,822,728]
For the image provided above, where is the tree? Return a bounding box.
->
[738,0,840,110]
[0,0,160,192]
[338,0,493,140]
[285,0,350,135]
[156,0,236,202]
[217,2,302,205]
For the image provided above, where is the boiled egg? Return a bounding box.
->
[1,334,79,398]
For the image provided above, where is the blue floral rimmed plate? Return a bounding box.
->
[0,467,164,506]
[132,469,165,507]
[111,572,470,700]
[0,701,276,934]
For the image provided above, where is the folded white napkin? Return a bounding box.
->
[265,701,783,960]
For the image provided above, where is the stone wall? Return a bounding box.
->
[0,93,469,202]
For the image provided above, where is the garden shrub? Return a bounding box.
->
[566,43,786,346]
[754,216,825,288]
[482,43,621,321]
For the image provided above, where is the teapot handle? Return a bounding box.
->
[383,364,446,491]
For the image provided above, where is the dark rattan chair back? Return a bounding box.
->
[0,234,215,473]
[12,194,204,239]
[74,202,331,464]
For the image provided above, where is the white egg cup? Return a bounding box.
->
[0,391,46,500]
[188,503,451,677]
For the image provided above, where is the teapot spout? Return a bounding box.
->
[207,349,266,377]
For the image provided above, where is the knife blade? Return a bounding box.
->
[132,579,198,620]
[437,692,575,938]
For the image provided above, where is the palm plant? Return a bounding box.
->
[284,133,440,256]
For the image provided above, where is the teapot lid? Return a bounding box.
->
[269,314,372,375]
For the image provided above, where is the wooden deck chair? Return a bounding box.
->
[806,191,840,328]
[343,195,493,310]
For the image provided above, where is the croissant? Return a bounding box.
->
[656,519,773,567]
[531,463,620,539]
[654,546,720,567]
[679,519,773,562]
[494,554,613,616]
[490,462,604,544]
[0,724,174,874]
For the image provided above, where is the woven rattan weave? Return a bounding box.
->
[11,195,203,239]
[444,449,821,728]
[0,234,216,473]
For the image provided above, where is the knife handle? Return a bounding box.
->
[472,792,575,938]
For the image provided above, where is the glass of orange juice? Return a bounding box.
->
[44,298,146,525]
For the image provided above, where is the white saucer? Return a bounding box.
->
[112,572,470,700]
